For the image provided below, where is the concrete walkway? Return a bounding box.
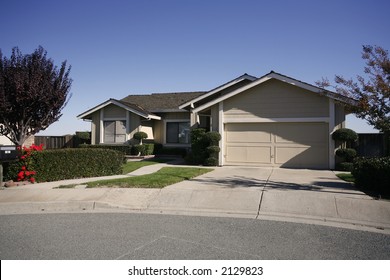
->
[0,163,389,234]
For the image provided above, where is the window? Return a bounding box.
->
[166,122,190,144]
[104,120,126,143]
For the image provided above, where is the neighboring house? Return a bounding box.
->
[78,71,351,169]
[0,135,13,146]
[0,135,34,147]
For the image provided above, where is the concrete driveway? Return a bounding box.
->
[0,164,389,233]
[148,166,390,232]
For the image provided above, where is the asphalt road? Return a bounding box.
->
[0,213,389,259]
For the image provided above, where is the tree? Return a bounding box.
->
[317,45,390,134]
[0,46,72,145]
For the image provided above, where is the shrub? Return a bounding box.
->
[332,128,358,143]
[203,131,221,146]
[352,157,390,195]
[189,128,208,164]
[206,146,221,155]
[336,148,357,162]
[79,144,132,155]
[133,131,148,144]
[188,129,221,165]
[155,146,187,157]
[131,145,145,156]
[143,144,154,156]
[29,148,124,182]
[204,157,219,166]
[335,162,354,172]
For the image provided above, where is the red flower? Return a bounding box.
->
[21,166,26,171]
[29,177,35,183]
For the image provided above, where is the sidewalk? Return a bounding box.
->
[0,163,389,234]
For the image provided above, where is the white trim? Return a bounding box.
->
[219,101,224,166]
[126,111,130,141]
[99,109,104,144]
[193,76,272,113]
[78,99,161,120]
[101,117,126,121]
[223,117,330,124]
[192,72,343,114]
[328,100,336,169]
[179,74,257,109]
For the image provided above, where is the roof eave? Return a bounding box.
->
[179,73,257,110]
[192,71,356,113]
[77,99,161,120]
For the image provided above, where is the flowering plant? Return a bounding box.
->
[16,144,44,183]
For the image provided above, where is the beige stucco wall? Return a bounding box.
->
[224,79,329,120]
[335,104,346,129]
[103,104,126,118]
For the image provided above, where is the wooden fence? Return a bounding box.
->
[356,133,386,157]
[34,134,90,149]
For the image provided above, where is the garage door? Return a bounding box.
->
[224,123,329,169]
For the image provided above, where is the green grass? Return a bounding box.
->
[122,158,174,174]
[87,167,213,188]
[336,173,355,183]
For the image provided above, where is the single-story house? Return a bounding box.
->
[78,71,352,169]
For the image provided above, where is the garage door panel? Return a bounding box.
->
[226,146,271,164]
[275,145,328,168]
[274,123,327,144]
[225,122,329,169]
[226,123,272,143]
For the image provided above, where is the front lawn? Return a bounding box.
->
[87,167,213,188]
[336,173,355,183]
[122,158,175,174]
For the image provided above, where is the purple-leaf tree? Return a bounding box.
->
[0,46,72,145]
[316,45,390,134]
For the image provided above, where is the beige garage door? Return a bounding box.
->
[225,123,329,169]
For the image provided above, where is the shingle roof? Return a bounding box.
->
[120,91,206,112]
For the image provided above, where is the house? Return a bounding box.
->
[78,71,351,169]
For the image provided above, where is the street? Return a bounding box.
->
[0,212,389,259]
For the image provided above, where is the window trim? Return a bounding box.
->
[103,120,127,144]
[99,108,129,144]
[163,119,191,147]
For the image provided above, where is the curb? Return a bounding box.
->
[1,200,389,235]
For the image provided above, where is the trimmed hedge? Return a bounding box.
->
[352,157,390,196]
[79,144,132,155]
[336,148,357,162]
[131,144,154,156]
[332,128,358,143]
[30,148,124,182]
[336,162,354,172]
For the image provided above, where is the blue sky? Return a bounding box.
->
[1,0,389,135]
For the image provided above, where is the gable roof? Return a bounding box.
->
[77,98,161,120]
[191,71,355,113]
[179,73,257,109]
[121,91,206,113]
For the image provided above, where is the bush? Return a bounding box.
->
[131,145,145,156]
[204,157,219,166]
[332,128,358,143]
[79,144,132,155]
[206,146,221,154]
[28,148,124,182]
[143,144,154,156]
[336,162,354,172]
[336,148,357,162]
[133,131,148,144]
[155,146,187,157]
[189,128,208,164]
[203,131,221,146]
[352,157,390,195]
